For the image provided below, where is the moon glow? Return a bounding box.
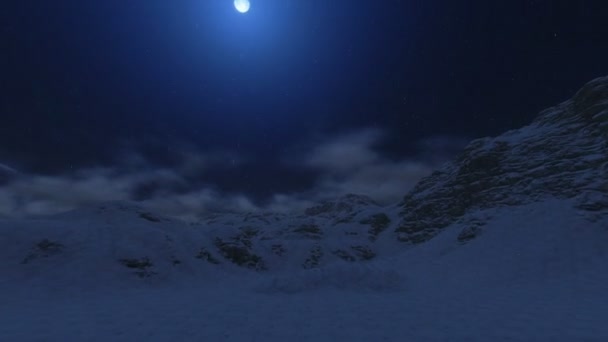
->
[234,0,251,13]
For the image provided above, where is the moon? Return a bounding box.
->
[234,0,250,13]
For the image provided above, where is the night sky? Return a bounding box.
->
[1,1,608,217]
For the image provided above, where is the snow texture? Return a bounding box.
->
[1,77,608,341]
[1,198,607,341]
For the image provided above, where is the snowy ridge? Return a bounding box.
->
[395,76,608,243]
[0,202,205,291]
[2,198,607,340]
[0,194,397,292]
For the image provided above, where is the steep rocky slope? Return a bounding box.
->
[395,76,608,243]
[192,193,392,272]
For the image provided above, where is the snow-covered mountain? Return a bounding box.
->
[396,76,608,243]
[1,77,607,283]
[0,194,396,291]
[1,77,607,341]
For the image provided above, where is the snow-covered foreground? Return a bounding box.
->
[4,278,606,342]
[1,199,607,341]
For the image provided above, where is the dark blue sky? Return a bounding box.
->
[1,1,608,214]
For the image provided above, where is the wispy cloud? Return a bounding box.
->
[0,151,253,219]
[275,129,445,206]
[0,131,468,219]
[0,163,18,174]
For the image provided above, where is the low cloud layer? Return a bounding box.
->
[0,130,468,219]
[301,129,436,204]
[0,161,257,220]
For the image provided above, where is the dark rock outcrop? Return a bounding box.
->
[396,76,608,243]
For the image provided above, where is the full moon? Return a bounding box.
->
[234,0,250,13]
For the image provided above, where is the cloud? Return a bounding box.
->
[0,163,18,174]
[0,151,256,220]
[312,161,433,204]
[0,168,148,217]
[0,131,468,219]
[284,129,445,205]
[306,129,382,172]
[265,194,316,214]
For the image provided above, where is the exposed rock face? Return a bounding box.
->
[190,193,390,272]
[396,76,608,243]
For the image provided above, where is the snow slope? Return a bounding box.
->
[1,77,608,341]
[1,199,606,341]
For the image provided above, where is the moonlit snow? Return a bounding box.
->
[1,198,607,341]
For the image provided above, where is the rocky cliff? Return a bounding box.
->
[395,76,608,243]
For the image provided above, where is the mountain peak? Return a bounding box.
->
[395,76,608,244]
[535,76,608,129]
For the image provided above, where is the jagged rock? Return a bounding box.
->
[302,245,323,269]
[119,257,156,278]
[331,246,376,262]
[293,224,323,239]
[195,247,221,265]
[214,237,266,271]
[139,212,162,223]
[360,213,391,241]
[332,249,356,262]
[350,245,376,260]
[21,239,65,264]
[119,257,153,269]
[396,76,608,244]
[457,224,483,243]
[271,244,286,256]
